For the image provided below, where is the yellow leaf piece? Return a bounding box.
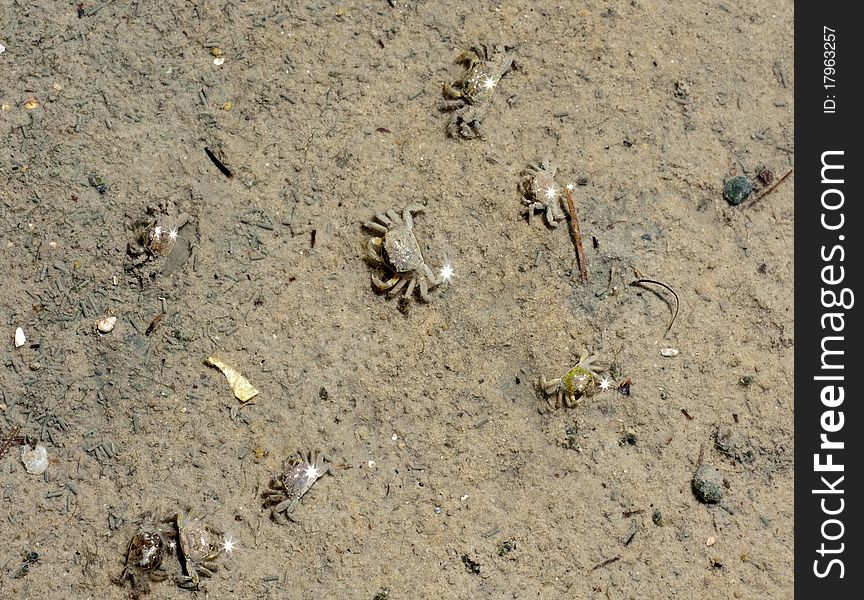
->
[206,356,260,403]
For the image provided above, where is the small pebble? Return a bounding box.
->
[706,536,716,546]
[659,348,679,357]
[692,464,724,503]
[88,174,108,194]
[96,316,117,334]
[723,176,753,205]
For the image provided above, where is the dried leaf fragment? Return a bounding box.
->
[206,356,259,403]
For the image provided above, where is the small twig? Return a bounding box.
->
[747,168,793,206]
[630,278,680,334]
[590,556,621,572]
[563,187,588,283]
[205,147,234,178]
[145,313,165,336]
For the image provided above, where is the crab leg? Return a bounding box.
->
[403,204,424,229]
[385,209,402,226]
[419,276,433,302]
[545,204,560,227]
[364,221,388,235]
[403,276,417,299]
[527,202,546,225]
[438,97,465,110]
[386,276,409,298]
[424,264,442,287]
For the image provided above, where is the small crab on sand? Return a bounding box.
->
[169,511,223,590]
[437,43,515,139]
[519,157,567,227]
[262,450,329,524]
[364,205,444,303]
[116,528,169,596]
[540,351,604,408]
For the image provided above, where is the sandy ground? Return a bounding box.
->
[1,1,793,598]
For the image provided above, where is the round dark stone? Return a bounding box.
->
[723,176,753,205]
[692,464,724,503]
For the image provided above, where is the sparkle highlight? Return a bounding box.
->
[221,535,236,558]
[439,262,455,283]
[304,464,320,480]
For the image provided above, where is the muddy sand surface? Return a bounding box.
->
[1,1,793,599]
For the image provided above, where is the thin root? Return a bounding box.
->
[630,278,680,334]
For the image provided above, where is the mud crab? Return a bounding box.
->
[126,218,178,261]
[519,157,566,227]
[438,43,515,139]
[117,529,169,596]
[262,450,329,524]
[364,205,443,303]
[170,511,223,590]
[541,351,603,408]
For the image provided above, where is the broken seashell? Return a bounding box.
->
[22,444,49,475]
[206,355,259,403]
[14,327,26,348]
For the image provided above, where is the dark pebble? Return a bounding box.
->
[692,464,724,503]
[723,176,753,205]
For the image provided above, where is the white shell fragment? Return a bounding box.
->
[22,444,49,475]
[0,43,6,54]
[205,355,259,403]
[659,348,680,357]
[14,327,26,348]
[96,315,117,334]
[213,57,225,66]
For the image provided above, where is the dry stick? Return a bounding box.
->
[747,168,793,207]
[563,187,588,283]
[590,556,621,571]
